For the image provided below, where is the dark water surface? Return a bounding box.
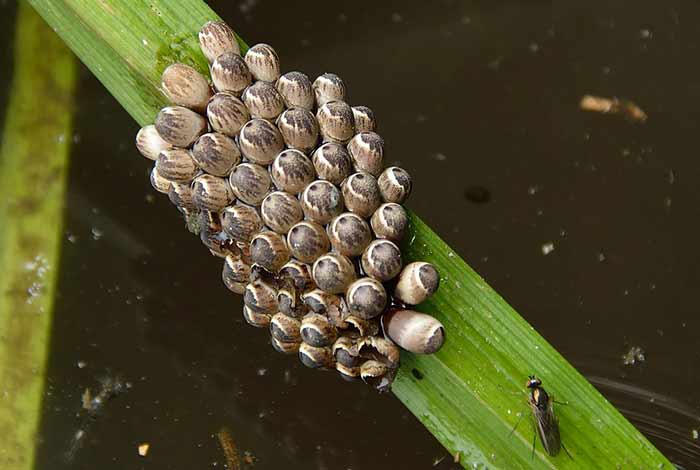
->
[2,0,700,468]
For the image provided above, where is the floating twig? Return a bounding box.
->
[217,427,241,470]
[580,95,647,123]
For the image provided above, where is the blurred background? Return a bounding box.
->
[1,0,700,468]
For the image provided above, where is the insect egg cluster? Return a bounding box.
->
[134,20,446,391]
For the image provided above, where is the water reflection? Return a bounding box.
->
[590,376,700,469]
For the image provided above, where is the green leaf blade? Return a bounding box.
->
[396,212,667,468]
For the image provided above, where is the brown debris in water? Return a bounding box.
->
[80,375,130,416]
[622,345,646,365]
[66,375,131,462]
[217,427,241,470]
[138,443,150,457]
[579,95,648,123]
[81,388,92,411]
[243,451,256,465]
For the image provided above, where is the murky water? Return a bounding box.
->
[2,0,700,468]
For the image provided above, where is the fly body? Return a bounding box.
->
[526,375,562,457]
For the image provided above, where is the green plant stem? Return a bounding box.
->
[26,1,672,468]
[0,3,76,469]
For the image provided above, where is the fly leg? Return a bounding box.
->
[530,415,538,460]
[508,412,525,437]
[551,394,568,406]
[561,442,573,460]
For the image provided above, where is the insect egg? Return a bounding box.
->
[298,343,334,369]
[393,262,440,305]
[276,108,319,153]
[377,166,412,203]
[244,43,281,82]
[228,162,271,206]
[277,284,308,319]
[276,71,314,110]
[312,252,357,294]
[312,73,346,107]
[270,312,302,343]
[155,106,207,147]
[336,362,361,381]
[287,221,330,264]
[359,360,395,392]
[361,239,402,282]
[206,92,250,137]
[271,335,301,354]
[312,142,353,185]
[300,312,337,347]
[221,204,263,243]
[238,118,285,165]
[149,166,171,194]
[327,212,372,257]
[347,131,384,177]
[156,148,198,183]
[351,106,376,133]
[243,279,278,315]
[279,260,314,291]
[301,180,344,224]
[382,309,445,354]
[302,288,341,316]
[344,315,380,337]
[341,172,381,218]
[191,132,241,177]
[243,305,271,328]
[317,101,355,144]
[211,51,252,95]
[270,149,316,194]
[250,231,291,272]
[260,191,303,234]
[345,277,387,319]
[136,125,173,161]
[370,203,408,242]
[222,255,251,294]
[161,63,212,113]
[332,335,360,368]
[242,81,285,120]
[199,20,240,63]
[168,182,196,213]
[358,336,400,369]
[192,174,235,212]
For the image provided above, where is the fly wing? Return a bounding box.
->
[535,401,561,456]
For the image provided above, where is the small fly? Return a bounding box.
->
[511,375,571,459]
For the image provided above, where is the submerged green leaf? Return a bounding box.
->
[0,3,76,469]
[25,0,672,468]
